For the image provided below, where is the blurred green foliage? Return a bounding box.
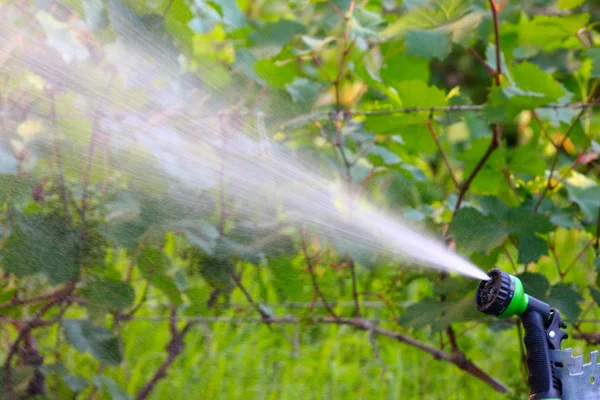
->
[1,0,600,399]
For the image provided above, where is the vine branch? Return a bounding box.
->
[135,306,193,400]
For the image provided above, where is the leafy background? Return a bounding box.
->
[1,0,600,399]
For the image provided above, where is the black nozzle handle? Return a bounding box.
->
[521,311,561,399]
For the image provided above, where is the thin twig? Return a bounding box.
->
[47,90,70,218]
[426,120,459,188]
[489,0,502,86]
[596,207,600,251]
[533,107,591,211]
[562,238,594,277]
[531,111,558,149]
[300,231,339,319]
[502,167,520,202]
[467,47,496,77]
[135,306,193,400]
[348,259,361,317]
[453,133,499,214]
[3,281,75,399]
[81,73,116,220]
[502,245,517,273]
[229,266,272,324]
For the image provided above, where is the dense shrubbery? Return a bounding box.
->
[1,0,600,399]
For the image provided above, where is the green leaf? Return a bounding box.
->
[589,287,600,307]
[366,145,402,166]
[565,184,600,223]
[85,279,135,316]
[254,58,299,89]
[432,295,481,332]
[352,8,385,37]
[180,220,220,255]
[285,78,322,105]
[588,48,600,78]
[209,0,246,28]
[505,207,554,235]
[250,19,306,56]
[456,138,505,194]
[396,80,447,108]
[63,320,122,365]
[381,0,483,54]
[520,14,590,50]
[153,275,183,305]
[405,29,451,60]
[3,214,80,284]
[449,207,507,253]
[137,246,168,277]
[93,376,131,400]
[558,0,585,9]
[269,256,305,302]
[518,234,548,264]
[517,272,550,300]
[511,62,565,102]
[509,145,546,176]
[0,175,30,205]
[549,283,582,321]
[380,50,430,85]
[398,298,442,330]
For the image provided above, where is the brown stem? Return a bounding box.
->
[562,238,594,277]
[229,266,272,324]
[47,90,70,217]
[453,128,500,214]
[489,0,502,86]
[517,323,528,385]
[533,108,588,211]
[502,245,517,273]
[0,286,75,311]
[81,73,116,220]
[502,167,520,202]
[3,280,75,399]
[467,47,497,77]
[426,120,459,188]
[300,231,339,319]
[334,318,508,393]
[348,259,361,317]
[135,306,193,400]
[531,111,558,149]
[595,207,600,251]
[350,101,600,117]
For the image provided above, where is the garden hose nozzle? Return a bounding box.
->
[475,268,568,400]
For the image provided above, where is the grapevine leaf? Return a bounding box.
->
[589,48,600,78]
[285,78,322,104]
[518,233,548,264]
[558,0,585,9]
[405,29,452,60]
[590,287,600,307]
[63,320,122,365]
[516,272,550,301]
[398,298,442,330]
[549,283,582,321]
[3,214,80,284]
[93,376,132,400]
[449,207,507,253]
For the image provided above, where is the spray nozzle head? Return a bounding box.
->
[476,268,516,316]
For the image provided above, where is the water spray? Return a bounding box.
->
[476,268,600,400]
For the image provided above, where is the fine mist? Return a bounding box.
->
[0,1,489,281]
